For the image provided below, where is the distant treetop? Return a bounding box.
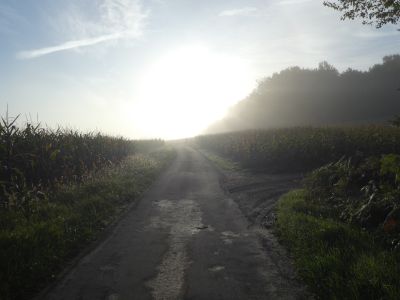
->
[324,0,400,28]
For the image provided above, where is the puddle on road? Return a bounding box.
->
[221,231,241,245]
[221,231,241,238]
[146,199,204,300]
[208,265,225,272]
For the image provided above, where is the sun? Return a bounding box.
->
[132,44,255,139]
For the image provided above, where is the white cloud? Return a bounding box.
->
[219,7,258,17]
[353,30,399,39]
[277,0,312,5]
[16,0,147,59]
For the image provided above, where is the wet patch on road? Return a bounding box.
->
[220,231,242,245]
[146,199,204,300]
[208,265,225,273]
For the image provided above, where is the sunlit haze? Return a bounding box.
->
[132,45,254,139]
[0,0,398,139]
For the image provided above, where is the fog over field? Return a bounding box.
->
[207,55,400,133]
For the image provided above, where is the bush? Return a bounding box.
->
[303,154,400,247]
[276,190,400,299]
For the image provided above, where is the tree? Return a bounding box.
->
[324,0,400,28]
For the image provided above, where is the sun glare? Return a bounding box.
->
[132,44,255,139]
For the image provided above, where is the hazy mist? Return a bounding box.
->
[1,0,399,139]
[206,55,400,134]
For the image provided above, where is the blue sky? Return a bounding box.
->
[0,0,399,139]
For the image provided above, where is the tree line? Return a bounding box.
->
[206,55,400,133]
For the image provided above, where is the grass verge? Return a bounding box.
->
[275,190,400,299]
[0,148,175,300]
[197,148,240,172]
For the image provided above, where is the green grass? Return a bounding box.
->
[0,148,175,300]
[275,190,400,299]
[198,148,240,171]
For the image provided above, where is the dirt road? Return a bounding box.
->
[43,146,307,300]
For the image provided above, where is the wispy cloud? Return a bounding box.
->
[17,33,122,59]
[219,7,258,17]
[17,0,147,59]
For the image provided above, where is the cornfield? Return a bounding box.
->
[0,115,162,213]
[0,114,170,299]
[196,126,400,172]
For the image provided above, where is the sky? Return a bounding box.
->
[0,0,399,139]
